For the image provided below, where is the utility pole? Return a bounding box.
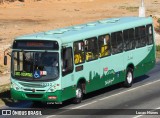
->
[139,0,145,17]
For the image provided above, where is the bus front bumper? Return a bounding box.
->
[11,88,62,102]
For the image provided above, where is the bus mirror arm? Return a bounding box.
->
[4,56,7,65]
[4,46,11,65]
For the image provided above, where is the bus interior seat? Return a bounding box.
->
[74,54,82,64]
[86,52,93,61]
[100,45,108,57]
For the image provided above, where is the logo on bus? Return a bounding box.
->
[34,70,40,78]
[105,78,114,85]
[104,67,108,72]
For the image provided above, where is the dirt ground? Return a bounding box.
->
[0,0,160,75]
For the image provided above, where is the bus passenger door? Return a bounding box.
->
[61,47,75,101]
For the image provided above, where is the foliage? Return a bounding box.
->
[156,45,160,51]
[119,6,139,12]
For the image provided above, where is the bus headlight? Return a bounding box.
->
[11,82,20,91]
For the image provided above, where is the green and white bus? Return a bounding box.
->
[5,16,156,104]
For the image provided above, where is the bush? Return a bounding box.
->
[156,45,160,51]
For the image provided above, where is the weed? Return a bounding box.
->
[119,6,139,12]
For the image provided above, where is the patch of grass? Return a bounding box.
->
[147,9,156,13]
[119,6,139,12]
[156,45,160,51]
[156,45,160,59]
[126,7,139,12]
[156,51,160,59]
[119,6,126,9]
[154,0,158,2]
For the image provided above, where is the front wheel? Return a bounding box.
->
[73,84,83,104]
[123,68,133,87]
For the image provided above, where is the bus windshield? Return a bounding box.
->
[11,51,59,81]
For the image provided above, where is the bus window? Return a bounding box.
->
[13,52,23,72]
[135,26,146,48]
[123,28,135,51]
[74,41,85,64]
[62,47,73,76]
[111,31,123,54]
[146,24,153,45]
[98,34,111,57]
[135,27,140,48]
[139,26,146,46]
[128,29,135,49]
[85,37,98,61]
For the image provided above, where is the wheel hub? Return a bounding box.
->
[76,88,82,98]
[127,72,132,84]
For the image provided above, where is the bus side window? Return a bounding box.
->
[62,47,73,76]
[128,28,135,49]
[73,41,85,64]
[111,31,123,54]
[146,24,153,45]
[123,28,135,51]
[135,26,146,48]
[135,27,140,48]
[98,34,111,57]
[85,37,98,61]
[139,26,146,47]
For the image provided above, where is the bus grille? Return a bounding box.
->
[26,94,43,98]
[23,89,45,92]
[19,82,46,88]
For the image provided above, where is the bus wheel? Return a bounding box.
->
[73,84,83,104]
[124,68,133,87]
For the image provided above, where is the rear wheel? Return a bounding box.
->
[123,68,133,87]
[73,84,83,104]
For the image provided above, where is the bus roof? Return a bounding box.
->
[15,16,153,44]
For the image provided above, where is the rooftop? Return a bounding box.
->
[16,16,153,43]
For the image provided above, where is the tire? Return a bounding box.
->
[73,84,83,104]
[123,68,133,87]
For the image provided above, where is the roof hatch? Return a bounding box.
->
[86,23,96,26]
[44,28,70,35]
[98,18,120,24]
[73,25,85,30]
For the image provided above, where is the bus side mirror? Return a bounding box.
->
[4,56,7,65]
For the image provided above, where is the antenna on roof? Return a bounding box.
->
[139,0,145,17]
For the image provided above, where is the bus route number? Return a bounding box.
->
[41,83,53,87]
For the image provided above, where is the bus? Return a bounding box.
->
[4,16,156,104]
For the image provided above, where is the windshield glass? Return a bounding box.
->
[11,51,59,81]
